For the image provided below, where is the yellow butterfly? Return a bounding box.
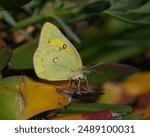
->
[33,22,85,82]
[33,22,138,94]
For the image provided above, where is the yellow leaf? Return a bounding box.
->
[99,72,150,118]
[0,76,70,119]
[19,76,70,119]
[122,72,150,96]
[98,82,123,104]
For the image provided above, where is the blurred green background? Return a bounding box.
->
[0,0,150,74]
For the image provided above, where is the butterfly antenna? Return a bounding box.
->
[87,62,105,69]
[90,69,103,75]
[84,67,103,75]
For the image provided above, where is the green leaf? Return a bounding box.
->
[2,11,16,26]
[9,40,37,69]
[54,0,64,9]
[14,15,46,29]
[0,76,20,87]
[80,0,111,13]
[0,43,11,72]
[81,44,142,65]
[104,11,150,25]
[14,14,80,44]
[60,103,133,114]
[77,0,149,24]
[2,11,32,41]
[104,0,150,24]
[0,76,70,119]
[122,114,143,120]
[0,11,2,17]
[92,46,142,63]
[0,74,2,80]
[51,15,81,44]
[0,76,21,120]
[108,0,148,10]
[0,91,20,120]
[0,0,31,9]
[129,1,150,13]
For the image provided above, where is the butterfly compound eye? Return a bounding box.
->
[63,44,67,49]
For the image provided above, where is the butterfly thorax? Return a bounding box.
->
[71,67,86,80]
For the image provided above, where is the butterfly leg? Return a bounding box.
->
[76,78,93,94]
[79,77,93,93]
[67,79,71,89]
[76,79,82,95]
[59,79,81,95]
[84,77,93,92]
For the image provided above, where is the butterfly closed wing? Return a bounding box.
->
[33,22,84,81]
[33,22,138,95]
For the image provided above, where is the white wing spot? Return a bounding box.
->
[53,57,59,63]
